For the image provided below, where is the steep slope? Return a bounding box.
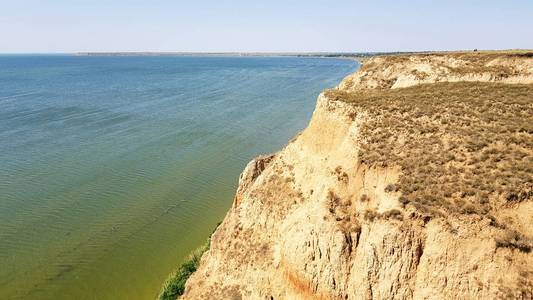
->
[181,52,533,300]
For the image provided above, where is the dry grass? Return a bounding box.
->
[348,51,533,90]
[495,230,532,253]
[326,190,361,235]
[325,82,533,219]
[364,51,533,71]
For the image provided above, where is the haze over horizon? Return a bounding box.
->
[1,0,533,53]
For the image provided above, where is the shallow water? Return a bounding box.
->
[0,55,358,299]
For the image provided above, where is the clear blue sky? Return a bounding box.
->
[1,0,532,53]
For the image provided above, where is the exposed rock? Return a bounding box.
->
[234,154,274,207]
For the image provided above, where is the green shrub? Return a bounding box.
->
[158,223,220,300]
[158,242,209,300]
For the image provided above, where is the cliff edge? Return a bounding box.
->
[181,51,533,299]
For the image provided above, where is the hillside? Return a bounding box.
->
[339,51,533,90]
[178,52,533,299]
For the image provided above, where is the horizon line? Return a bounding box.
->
[1,49,530,56]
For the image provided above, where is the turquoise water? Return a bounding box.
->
[0,55,357,299]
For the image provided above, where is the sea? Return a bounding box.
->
[0,55,358,299]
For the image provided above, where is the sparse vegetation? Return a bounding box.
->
[360,194,369,202]
[325,82,533,218]
[495,230,532,253]
[362,208,403,221]
[327,190,360,234]
[333,166,349,183]
[341,51,533,90]
[362,209,378,221]
[158,243,208,300]
[381,209,403,221]
[384,184,397,193]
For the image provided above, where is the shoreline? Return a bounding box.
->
[156,57,360,299]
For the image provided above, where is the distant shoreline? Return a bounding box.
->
[73,52,412,61]
[74,50,531,62]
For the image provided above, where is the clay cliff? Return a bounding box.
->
[181,51,533,300]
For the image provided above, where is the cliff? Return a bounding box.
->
[181,52,533,299]
[339,51,533,90]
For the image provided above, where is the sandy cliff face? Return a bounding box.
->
[181,52,533,300]
[339,52,533,90]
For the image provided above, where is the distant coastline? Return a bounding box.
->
[73,52,394,60]
[74,50,520,62]
[75,51,370,57]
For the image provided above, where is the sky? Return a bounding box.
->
[1,0,532,53]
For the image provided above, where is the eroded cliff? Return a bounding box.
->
[181,52,533,300]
